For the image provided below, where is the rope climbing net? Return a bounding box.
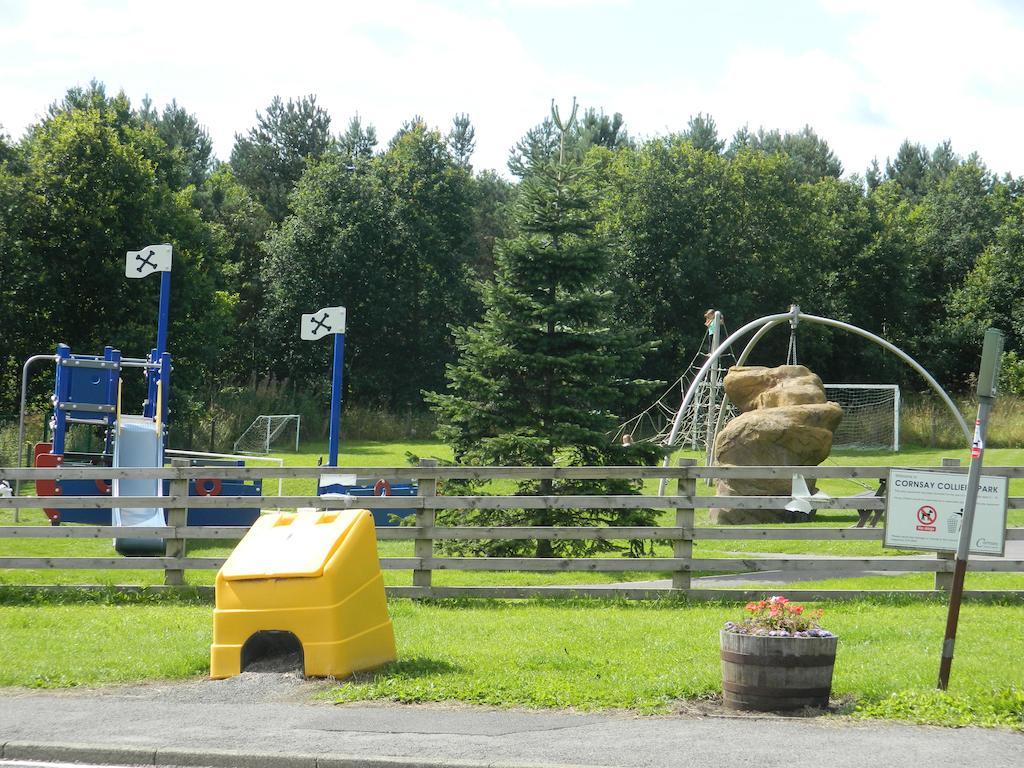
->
[613,311,736,451]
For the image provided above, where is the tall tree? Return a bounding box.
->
[885,140,930,201]
[447,113,476,168]
[427,103,660,558]
[726,125,754,156]
[468,169,514,280]
[912,158,1002,382]
[338,114,377,161]
[152,99,214,189]
[8,90,234,413]
[261,118,476,408]
[577,108,630,151]
[0,140,32,408]
[230,95,333,221]
[682,112,724,154]
[777,125,843,183]
[378,120,478,405]
[509,103,630,176]
[192,165,273,379]
[260,153,392,404]
[945,195,1024,356]
[926,139,959,188]
[865,158,882,191]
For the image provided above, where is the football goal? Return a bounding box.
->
[233,414,302,454]
[823,384,900,451]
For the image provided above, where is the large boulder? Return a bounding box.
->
[710,365,842,524]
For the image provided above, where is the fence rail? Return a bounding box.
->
[1,459,1022,601]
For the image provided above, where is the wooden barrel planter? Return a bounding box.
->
[720,630,838,711]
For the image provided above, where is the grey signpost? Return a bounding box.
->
[937,327,1004,690]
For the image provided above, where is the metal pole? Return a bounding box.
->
[703,310,723,475]
[156,270,171,359]
[328,333,346,467]
[938,328,1003,690]
[893,386,901,453]
[14,354,57,521]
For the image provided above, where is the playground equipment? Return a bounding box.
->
[318,473,416,527]
[17,244,262,550]
[657,305,972,495]
[619,310,904,470]
[615,309,735,451]
[210,508,396,679]
[298,303,422,508]
[300,304,346,466]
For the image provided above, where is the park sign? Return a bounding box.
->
[884,468,1007,556]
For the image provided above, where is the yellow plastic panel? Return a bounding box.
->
[219,509,361,581]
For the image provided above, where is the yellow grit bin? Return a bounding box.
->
[210,508,397,679]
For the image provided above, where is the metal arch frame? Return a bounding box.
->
[657,305,971,495]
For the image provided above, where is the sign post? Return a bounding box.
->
[301,306,346,467]
[937,328,1004,690]
[126,244,173,422]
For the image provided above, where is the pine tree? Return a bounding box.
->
[426,101,661,558]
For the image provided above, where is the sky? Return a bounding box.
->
[2,0,1024,178]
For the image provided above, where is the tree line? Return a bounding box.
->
[2,82,1022,432]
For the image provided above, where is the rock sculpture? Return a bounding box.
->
[711,365,843,524]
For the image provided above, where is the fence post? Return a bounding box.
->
[413,458,438,597]
[935,457,960,591]
[164,458,189,587]
[673,458,697,593]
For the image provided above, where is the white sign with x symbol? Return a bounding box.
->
[301,306,346,340]
[125,243,172,278]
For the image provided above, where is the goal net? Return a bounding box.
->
[823,384,900,451]
[233,414,301,454]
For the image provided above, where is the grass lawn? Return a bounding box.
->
[2,441,1022,728]
[0,590,1021,730]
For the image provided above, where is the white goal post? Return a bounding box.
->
[823,384,900,452]
[233,414,302,454]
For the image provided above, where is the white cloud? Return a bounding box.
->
[0,0,561,172]
[2,0,1023,177]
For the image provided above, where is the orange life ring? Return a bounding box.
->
[373,478,391,496]
[95,479,112,495]
[196,478,222,496]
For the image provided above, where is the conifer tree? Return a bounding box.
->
[427,100,661,558]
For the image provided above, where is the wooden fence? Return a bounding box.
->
[1,459,1022,601]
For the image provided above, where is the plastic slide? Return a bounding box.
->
[112,415,165,556]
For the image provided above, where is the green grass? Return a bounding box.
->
[0,589,211,687]
[1,590,1021,729]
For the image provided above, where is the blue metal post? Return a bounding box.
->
[52,344,71,455]
[159,351,171,440]
[328,332,346,466]
[156,270,171,359]
[144,347,157,419]
[105,347,121,454]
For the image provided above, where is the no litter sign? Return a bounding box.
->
[884,469,1008,555]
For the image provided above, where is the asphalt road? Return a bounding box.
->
[1,674,1021,768]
